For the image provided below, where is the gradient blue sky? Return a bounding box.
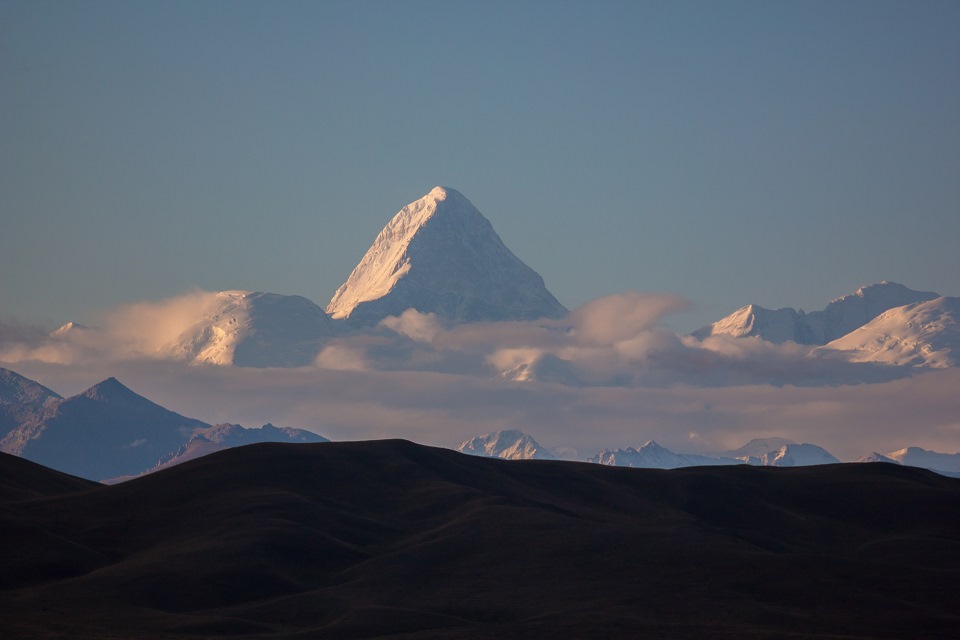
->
[2,0,958,332]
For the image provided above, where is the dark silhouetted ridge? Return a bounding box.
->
[2,439,959,639]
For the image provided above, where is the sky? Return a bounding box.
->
[2,0,958,333]
[2,2,959,461]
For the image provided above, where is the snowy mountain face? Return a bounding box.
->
[817,297,960,368]
[165,291,336,367]
[692,306,818,344]
[456,429,556,460]
[327,187,567,325]
[719,439,839,467]
[0,377,211,480]
[589,439,839,469]
[49,322,90,338]
[694,282,940,345]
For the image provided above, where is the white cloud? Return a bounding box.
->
[569,291,690,345]
[378,309,443,343]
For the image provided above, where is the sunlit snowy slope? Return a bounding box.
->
[327,187,567,325]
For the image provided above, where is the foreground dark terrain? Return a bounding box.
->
[2,441,959,639]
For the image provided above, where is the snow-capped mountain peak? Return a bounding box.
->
[49,322,90,338]
[590,440,740,469]
[326,187,567,325]
[819,281,941,342]
[163,290,336,367]
[817,296,960,368]
[456,429,556,460]
[693,282,940,345]
[756,443,840,467]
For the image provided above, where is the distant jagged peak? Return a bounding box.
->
[829,280,937,305]
[817,295,960,368]
[457,429,556,460]
[694,282,941,345]
[162,289,336,367]
[589,440,740,469]
[49,321,91,338]
[855,452,899,464]
[327,186,567,325]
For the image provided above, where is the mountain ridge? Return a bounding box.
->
[694,281,941,345]
[817,296,960,367]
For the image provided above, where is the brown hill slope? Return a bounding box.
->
[2,440,959,639]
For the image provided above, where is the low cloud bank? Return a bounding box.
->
[313,292,907,387]
[7,358,959,463]
[3,290,957,461]
[0,290,909,387]
[0,291,224,365]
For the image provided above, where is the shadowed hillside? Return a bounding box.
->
[2,441,959,639]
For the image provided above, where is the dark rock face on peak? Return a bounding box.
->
[0,376,210,481]
[0,367,61,407]
[327,187,567,325]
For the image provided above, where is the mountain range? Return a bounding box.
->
[458,429,960,476]
[14,188,957,377]
[456,429,558,460]
[817,295,960,367]
[3,369,959,480]
[0,369,327,481]
[3,439,958,639]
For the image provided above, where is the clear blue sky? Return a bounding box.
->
[2,0,958,332]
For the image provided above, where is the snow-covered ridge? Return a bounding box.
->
[457,429,557,460]
[326,187,567,325]
[817,296,960,368]
[589,440,740,469]
[694,282,940,345]
[882,446,960,473]
[163,290,336,367]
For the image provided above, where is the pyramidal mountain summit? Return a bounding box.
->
[326,186,568,325]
